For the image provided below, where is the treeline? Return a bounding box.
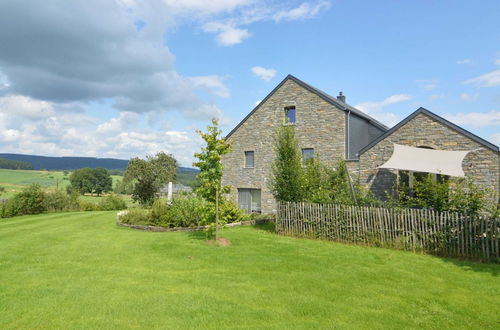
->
[0,153,129,170]
[0,157,33,170]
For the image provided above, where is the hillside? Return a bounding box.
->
[0,153,198,174]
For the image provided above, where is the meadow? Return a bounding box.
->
[0,211,498,329]
[0,168,122,198]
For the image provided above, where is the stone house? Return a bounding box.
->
[222,75,500,214]
[221,74,388,214]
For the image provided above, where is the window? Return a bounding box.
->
[285,106,296,124]
[238,189,261,213]
[302,148,314,164]
[244,151,254,168]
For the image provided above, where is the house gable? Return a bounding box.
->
[357,107,499,198]
[359,107,499,155]
[226,74,388,140]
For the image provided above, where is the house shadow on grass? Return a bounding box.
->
[187,230,207,241]
[439,256,499,277]
[250,222,276,234]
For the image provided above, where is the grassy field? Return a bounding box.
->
[0,169,122,198]
[0,212,498,329]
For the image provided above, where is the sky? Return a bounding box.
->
[0,0,499,166]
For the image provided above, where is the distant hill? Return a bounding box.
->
[0,153,198,175]
[0,157,33,170]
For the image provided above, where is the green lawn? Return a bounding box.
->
[0,212,498,329]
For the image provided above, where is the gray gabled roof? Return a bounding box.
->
[358,107,499,155]
[225,74,389,139]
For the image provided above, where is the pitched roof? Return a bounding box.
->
[225,74,388,139]
[358,107,499,155]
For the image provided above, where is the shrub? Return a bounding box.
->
[164,195,212,227]
[44,189,79,212]
[8,184,46,216]
[98,194,127,211]
[78,200,100,211]
[1,199,19,218]
[220,198,251,223]
[391,175,496,217]
[150,198,170,226]
[118,208,152,225]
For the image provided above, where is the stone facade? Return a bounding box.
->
[222,78,348,214]
[223,76,500,213]
[358,112,500,198]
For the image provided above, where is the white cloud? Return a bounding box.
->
[491,133,500,145]
[217,27,250,46]
[202,22,250,46]
[460,93,479,102]
[355,94,411,127]
[202,1,331,46]
[0,95,54,120]
[456,59,472,64]
[495,59,500,66]
[0,100,204,165]
[429,94,446,101]
[189,75,230,97]
[273,1,330,22]
[162,0,254,15]
[443,110,500,128]
[416,79,438,90]
[464,70,500,87]
[0,69,10,89]
[254,99,262,106]
[97,112,139,134]
[355,94,412,113]
[251,66,277,81]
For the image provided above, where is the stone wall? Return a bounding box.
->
[358,112,500,199]
[222,78,347,213]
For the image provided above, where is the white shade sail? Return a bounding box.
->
[378,144,470,177]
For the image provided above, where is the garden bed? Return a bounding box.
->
[116,212,270,232]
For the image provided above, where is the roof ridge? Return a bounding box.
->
[285,75,389,130]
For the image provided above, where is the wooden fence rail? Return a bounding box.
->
[276,202,499,263]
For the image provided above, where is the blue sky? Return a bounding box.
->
[0,0,498,166]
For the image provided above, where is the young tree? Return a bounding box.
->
[193,118,231,240]
[124,152,177,206]
[269,125,305,202]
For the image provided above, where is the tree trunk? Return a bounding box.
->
[215,186,220,241]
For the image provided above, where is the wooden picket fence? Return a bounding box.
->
[276,201,499,263]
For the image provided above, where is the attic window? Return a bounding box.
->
[285,106,296,124]
[244,151,254,168]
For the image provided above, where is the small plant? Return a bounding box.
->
[118,208,153,225]
[150,198,170,226]
[44,189,79,212]
[78,200,100,211]
[98,194,127,211]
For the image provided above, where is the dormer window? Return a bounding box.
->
[285,106,296,124]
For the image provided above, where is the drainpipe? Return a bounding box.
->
[346,111,350,159]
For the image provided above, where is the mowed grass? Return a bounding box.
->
[0,212,498,329]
